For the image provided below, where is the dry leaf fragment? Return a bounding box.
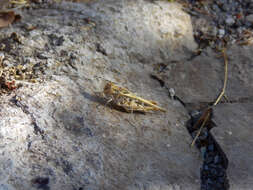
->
[103,82,166,113]
[0,11,21,28]
[10,0,28,5]
[0,11,15,28]
[5,80,17,90]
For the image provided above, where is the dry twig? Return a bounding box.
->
[191,48,228,147]
[213,49,228,106]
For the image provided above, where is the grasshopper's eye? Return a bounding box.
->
[103,83,112,95]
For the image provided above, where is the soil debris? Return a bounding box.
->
[0,50,38,93]
[179,0,253,53]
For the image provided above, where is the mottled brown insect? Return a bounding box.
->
[103,82,166,113]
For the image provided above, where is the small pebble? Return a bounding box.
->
[225,16,235,25]
[200,147,207,158]
[227,131,232,135]
[218,29,225,38]
[83,128,93,137]
[207,178,213,185]
[210,168,217,175]
[0,52,4,63]
[210,27,218,36]
[3,60,11,67]
[214,155,220,164]
[218,176,225,183]
[205,155,213,164]
[208,144,214,151]
[246,14,253,23]
[169,88,175,99]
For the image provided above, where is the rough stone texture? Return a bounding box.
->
[245,14,253,23]
[0,81,200,190]
[150,14,253,189]
[1,0,253,189]
[0,1,201,190]
[155,46,253,104]
[212,103,253,190]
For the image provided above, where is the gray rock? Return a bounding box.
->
[0,1,200,190]
[245,14,253,23]
[212,103,253,190]
[218,29,225,38]
[0,184,15,190]
[225,16,235,25]
[155,46,253,104]
[1,0,252,189]
[210,26,218,36]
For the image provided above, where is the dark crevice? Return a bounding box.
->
[11,95,45,139]
[31,177,50,190]
[187,109,229,190]
[95,43,108,56]
[172,94,230,189]
[150,74,165,87]
[151,76,253,106]
[182,96,253,107]
[150,75,230,189]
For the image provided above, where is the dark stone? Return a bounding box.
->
[205,156,213,164]
[48,34,64,46]
[61,159,73,175]
[31,177,50,190]
[210,168,218,176]
[208,144,214,151]
[200,147,207,159]
[217,169,225,177]
[214,155,221,164]
[83,127,93,137]
[204,165,209,170]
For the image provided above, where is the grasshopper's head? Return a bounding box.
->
[103,82,115,97]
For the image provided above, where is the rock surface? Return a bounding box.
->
[0,0,253,190]
[155,46,253,104]
[213,103,253,190]
[0,1,200,190]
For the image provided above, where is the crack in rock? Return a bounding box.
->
[11,96,45,139]
[186,109,230,190]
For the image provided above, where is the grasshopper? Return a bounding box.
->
[103,82,166,113]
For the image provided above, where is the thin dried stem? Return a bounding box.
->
[213,48,228,106]
[191,109,211,147]
[191,48,228,147]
